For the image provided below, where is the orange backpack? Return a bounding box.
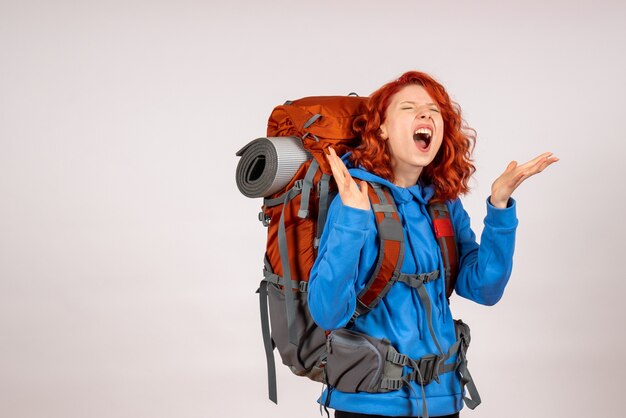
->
[235,95,459,403]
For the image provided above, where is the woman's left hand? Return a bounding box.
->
[490,152,559,208]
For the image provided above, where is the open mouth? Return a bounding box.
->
[413,128,432,151]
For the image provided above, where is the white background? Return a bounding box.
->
[1,1,625,417]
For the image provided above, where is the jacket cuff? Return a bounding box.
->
[485,196,518,229]
[335,204,372,231]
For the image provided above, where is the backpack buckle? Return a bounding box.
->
[258,211,271,227]
[293,179,304,190]
[415,354,443,385]
[387,351,409,366]
[299,281,309,292]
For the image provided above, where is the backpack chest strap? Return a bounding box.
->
[396,271,440,288]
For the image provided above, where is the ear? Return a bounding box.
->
[378,124,388,140]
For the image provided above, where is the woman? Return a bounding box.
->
[308,71,558,418]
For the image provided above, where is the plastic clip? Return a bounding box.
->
[258,212,270,227]
[388,351,409,366]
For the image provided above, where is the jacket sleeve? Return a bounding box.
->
[451,197,519,305]
[307,196,376,330]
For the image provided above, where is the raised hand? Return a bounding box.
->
[490,152,559,208]
[325,147,371,211]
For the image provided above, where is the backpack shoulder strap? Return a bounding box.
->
[351,182,405,321]
[427,202,459,299]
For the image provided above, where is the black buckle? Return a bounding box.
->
[415,354,442,385]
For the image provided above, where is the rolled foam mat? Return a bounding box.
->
[235,136,311,198]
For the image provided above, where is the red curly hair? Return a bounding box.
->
[351,71,476,203]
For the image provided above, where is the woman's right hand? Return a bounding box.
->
[325,147,371,211]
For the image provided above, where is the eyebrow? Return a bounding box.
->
[399,101,439,107]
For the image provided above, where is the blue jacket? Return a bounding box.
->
[308,164,518,416]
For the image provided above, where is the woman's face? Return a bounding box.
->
[379,84,444,186]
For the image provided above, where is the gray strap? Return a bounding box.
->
[371,203,395,213]
[277,183,304,345]
[263,160,317,212]
[415,284,444,356]
[264,193,287,208]
[381,356,457,388]
[444,322,482,409]
[401,361,457,383]
[298,159,319,219]
[258,278,277,403]
[395,267,446,356]
[262,270,308,293]
[371,184,404,245]
[262,269,281,285]
[303,113,322,129]
[396,271,440,288]
[302,114,322,142]
[458,352,481,409]
[456,336,481,409]
[350,299,369,323]
[315,173,331,249]
[407,358,429,418]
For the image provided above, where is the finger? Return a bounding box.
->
[505,161,518,173]
[512,155,550,180]
[517,152,554,170]
[515,156,557,185]
[531,151,554,162]
[527,154,559,176]
[327,147,359,198]
[327,146,340,166]
[541,156,560,170]
[334,150,353,180]
[359,180,369,199]
[499,155,559,196]
[535,157,556,173]
[514,172,526,188]
[326,147,345,185]
[327,147,347,178]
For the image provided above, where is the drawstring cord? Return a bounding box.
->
[320,365,332,418]
[407,358,429,418]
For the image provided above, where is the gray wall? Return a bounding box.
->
[1,1,624,417]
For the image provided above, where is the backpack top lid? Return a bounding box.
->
[267,95,369,175]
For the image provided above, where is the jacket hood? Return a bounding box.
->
[342,153,435,205]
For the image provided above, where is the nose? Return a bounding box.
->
[417,107,431,119]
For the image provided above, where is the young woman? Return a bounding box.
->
[308,71,558,418]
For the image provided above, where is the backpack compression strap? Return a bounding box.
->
[256,160,320,403]
[351,183,405,320]
[427,203,459,299]
[258,257,278,404]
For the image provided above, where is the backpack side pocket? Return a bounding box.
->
[325,329,397,393]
